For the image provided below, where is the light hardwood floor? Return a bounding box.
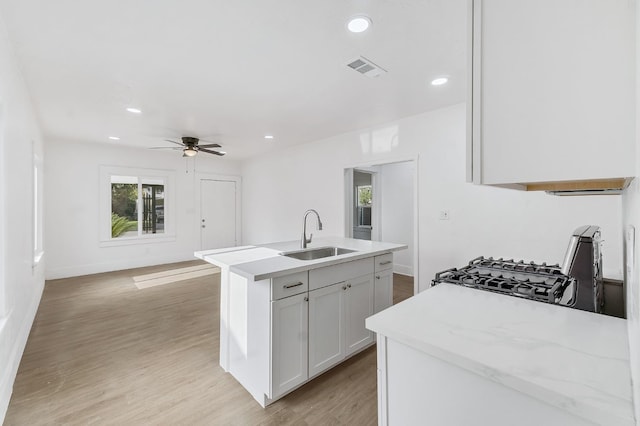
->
[5,262,414,425]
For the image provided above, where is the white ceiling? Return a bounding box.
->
[0,0,467,159]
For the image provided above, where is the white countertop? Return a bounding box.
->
[366,284,635,426]
[195,237,407,281]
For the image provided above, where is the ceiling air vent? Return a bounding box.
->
[347,56,387,78]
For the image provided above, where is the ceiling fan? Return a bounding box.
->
[150,136,226,157]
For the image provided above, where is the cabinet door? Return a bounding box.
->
[374,269,393,314]
[271,293,308,399]
[345,274,375,356]
[309,282,345,377]
[469,0,634,185]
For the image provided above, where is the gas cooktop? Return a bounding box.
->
[432,256,576,305]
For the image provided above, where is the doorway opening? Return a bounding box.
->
[344,159,418,296]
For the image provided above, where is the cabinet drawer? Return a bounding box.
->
[374,253,393,272]
[272,271,309,300]
[309,258,374,291]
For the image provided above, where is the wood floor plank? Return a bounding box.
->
[5,262,414,425]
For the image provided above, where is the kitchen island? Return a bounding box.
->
[195,237,407,406]
[366,283,635,426]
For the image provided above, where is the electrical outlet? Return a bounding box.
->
[439,210,450,220]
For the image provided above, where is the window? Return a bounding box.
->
[356,185,372,227]
[100,166,175,245]
[111,176,165,238]
[356,185,372,207]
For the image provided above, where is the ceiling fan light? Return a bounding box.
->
[183,147,197,157]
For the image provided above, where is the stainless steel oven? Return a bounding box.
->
[560,225,603,313]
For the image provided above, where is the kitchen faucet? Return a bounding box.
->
[301,209,323,248]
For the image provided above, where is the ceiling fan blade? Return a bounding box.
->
[199,147,226,156]
[198,143,222,148]
[197,135,222,144]
[149,146,183,150]
[164,139,184,146]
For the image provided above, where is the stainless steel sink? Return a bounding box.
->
[280,246,357,260]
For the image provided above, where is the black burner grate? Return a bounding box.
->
[433,257,576,305]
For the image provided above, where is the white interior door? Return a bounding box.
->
[200,179,237,250]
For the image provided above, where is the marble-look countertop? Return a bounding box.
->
[366,283,635,426]
[195,236,407,281]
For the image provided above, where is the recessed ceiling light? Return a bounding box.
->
[347,16,372,33]
[264,135,274,140]
[431,77,449,86]
[126,107,142,114]
[108,136,120,140]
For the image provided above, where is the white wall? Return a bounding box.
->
[44,139,242,279]
[623,176,640,426]
[0,16,46,421]
[380,161,414,276]
[241,103,624,292]
[620,3,640,422]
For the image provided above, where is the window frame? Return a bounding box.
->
[33,153,44,265]
[99,166,176,247]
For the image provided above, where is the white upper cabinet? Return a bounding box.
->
[468,0,635,189]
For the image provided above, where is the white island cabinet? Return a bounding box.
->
[195,237,407,407]
[366,284,635,426]
[271,273,309,399]
[468,0,635,189]
[308,258,375,377]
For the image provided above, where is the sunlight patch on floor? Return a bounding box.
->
[133,264,220,289]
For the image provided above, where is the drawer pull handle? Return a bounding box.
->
[379,261,392,266]
[283,282,304,289]
[376,275,381,279]
[304,296,309,302]
[347,283,351,288]
[342,285,347,290]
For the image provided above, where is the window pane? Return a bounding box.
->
[111,179,138,238]
[142,183,164,235]
[357,185,372,206]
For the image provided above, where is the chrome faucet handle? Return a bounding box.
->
[308,233,313,243]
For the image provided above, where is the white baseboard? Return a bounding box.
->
[0,279,44,423]
[45,252,199,280]
[393,264,413,277]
